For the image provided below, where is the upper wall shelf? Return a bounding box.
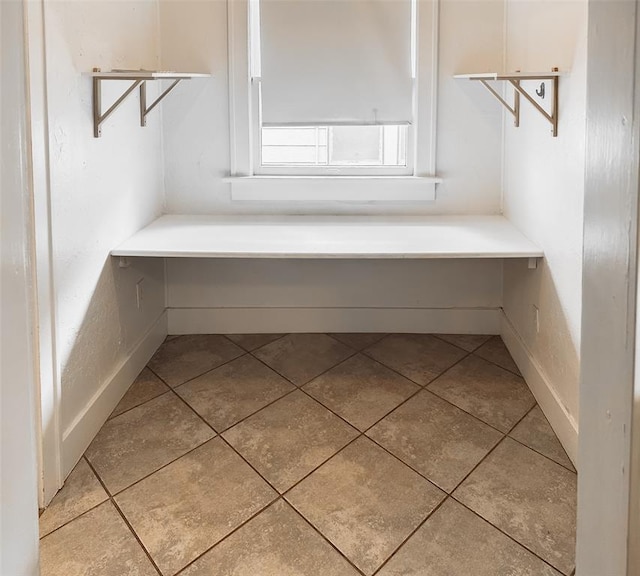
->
[454,69,560,137]
[90,69,210,138]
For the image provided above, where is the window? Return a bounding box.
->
[228,0,439,200]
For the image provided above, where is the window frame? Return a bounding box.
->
[227,0,440,201]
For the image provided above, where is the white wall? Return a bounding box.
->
[41,0,167,477]
[501,0,587,461]
[159,0,508,332]
[1,1,41,573]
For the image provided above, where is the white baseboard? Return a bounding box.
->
[61,311,168,477]
[500,312,578,465]
[167,307,501,335]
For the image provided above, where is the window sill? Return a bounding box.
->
[224,176,442,203]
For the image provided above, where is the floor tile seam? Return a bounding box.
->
[105,387,175,423]
[303,370,425,436]
[283,501,369,576]
[445,404,541,495]
[211,384,300,435]
[450,493,573,576]
[363,418,492,496]
[369,494,451,576]
[148,349,249,390]
[422,379,517,436]
[222,332,288,353]
[38,457,112,540]
[325,332,390,352]
[171,378,370,503]
[472,348,523,378]
[82,456,165,576]
[431,333,490,353]
[507,433,577,474]
[362,424,506,495]
[272,433,365,497]
[358,344,473,390]
[102,435,217,499]
[171,495,284,576]
[508,403,576,473]
[167,387,287,496]
[247,342,362,388]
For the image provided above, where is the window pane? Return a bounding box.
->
[329,126,382,165]
[260,125,407,168]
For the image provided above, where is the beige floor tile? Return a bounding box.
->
[329,333,387,350]
[365,334,467,386]
[110,368,169,418]
[148,335,243,387]
[304,354,420,431]
[115,438,277,576]
[226,333,285,351]
[428,355,535,432]
[475,336,521,374]
[454,438,577,575]
[286,437,445,575]
[40,501,157,576]
[253,333,353,386]
[223,390,358,492]
[85,393,215,494]
[367,389,503,492]
[176,355,295,431]
[39,458,109,538]
[181,500,360,576]
[510,406,575,470]
[378,499,562,576]
[436,333,492,352]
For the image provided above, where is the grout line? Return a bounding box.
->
[284,502,368,576]
[221,332,288,353]
[325,332,389,351]
[431,332,492,353]
[247,340,362,389]
[451,493,572,575]
[147,345,248,391]
[171,497,283,576]
[83,458,164,576]
[370,495,451,576]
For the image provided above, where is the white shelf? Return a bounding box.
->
[89,70,210,80]
[454,71,562,80]
[111,215,543,260]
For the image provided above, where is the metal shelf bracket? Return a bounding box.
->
[455,68,560,137]
[91,69,209,138]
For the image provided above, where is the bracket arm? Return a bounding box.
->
[508,76,558,137]
[140,79,183,126]
[93,78,143,138]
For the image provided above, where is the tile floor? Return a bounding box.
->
[39,333,577,576]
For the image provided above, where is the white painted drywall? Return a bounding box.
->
[1,1,41,573]
[158,0,507,329]
[40,0,167,477]
[501,0,587,452]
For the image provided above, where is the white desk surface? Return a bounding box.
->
[111,215,543,260]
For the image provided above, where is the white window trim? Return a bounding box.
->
[227,0,440,202]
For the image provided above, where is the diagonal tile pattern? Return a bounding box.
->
[223,390,359,492]
[115,438,277,575]
[364,334,466,386]
[253,333,354,386]
[367,389,502,492]
[427,354,535,432]
[41,333,577,576]
[304,353,420,431]
[286,437,445,575]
